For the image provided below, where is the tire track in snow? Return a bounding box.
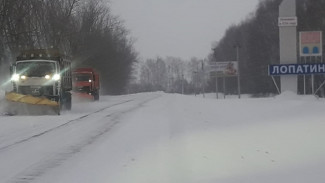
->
[0,99,134,152]
[10,94,161,183]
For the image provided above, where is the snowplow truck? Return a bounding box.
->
[72,68,100,101]
[5,49,72,115]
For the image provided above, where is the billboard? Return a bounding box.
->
[209,61,238,77]
[299,31,322,56]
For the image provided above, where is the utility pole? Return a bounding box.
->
[212,48,219,99]
[234,45,241,99]
[181,73,184,94]
[196,64,199,96]
[193,71,198,96]
[167,65,171,92]
[201,60,205,98]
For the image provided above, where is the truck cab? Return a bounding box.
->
[72,68,100,100]
[8,49,72,114]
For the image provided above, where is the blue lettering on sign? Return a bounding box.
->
[269,63,325,76]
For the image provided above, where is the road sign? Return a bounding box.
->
[209,61,238,77]
[278,17,297,27]
[299,31,322,56]
[269,63,325,76]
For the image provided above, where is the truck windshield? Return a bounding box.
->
[16,61,56,77]
[73,74,91,81]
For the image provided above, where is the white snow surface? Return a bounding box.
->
[0,92,325,183]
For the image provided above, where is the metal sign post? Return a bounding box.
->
[216,76,219,99]
[235,45,241,99]
[223,77,226,99]
[271,76,281,94]
[237,75,241,99]
[201,60,205,98]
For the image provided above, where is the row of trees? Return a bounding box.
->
[0,0,137,94]
[129,57,207,94]
[209,0,325,95]
[132,0,325,96]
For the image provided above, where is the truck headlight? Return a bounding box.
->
[11,74,20,81]
[20,75,27,80]
[45,75,51,79]
[52,74,61,81]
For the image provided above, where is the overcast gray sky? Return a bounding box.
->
[110,0,260,60]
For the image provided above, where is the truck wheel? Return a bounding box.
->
[57,96,63,115]
[94,92,99,101]
[65,92,72,110]
[57,102,61,115]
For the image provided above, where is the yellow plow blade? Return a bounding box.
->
[5,92,59,106]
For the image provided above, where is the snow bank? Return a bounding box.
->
[275,90,317,101]
[203,93,252,99]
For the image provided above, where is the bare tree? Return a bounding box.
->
[0,0,138,94]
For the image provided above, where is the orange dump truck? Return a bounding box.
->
[72,68,100,100]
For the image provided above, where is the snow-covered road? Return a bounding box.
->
[1,92,325,183]
[0,93,161,183]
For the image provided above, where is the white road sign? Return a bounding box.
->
[209,61,238,77]
[278,17,297,27]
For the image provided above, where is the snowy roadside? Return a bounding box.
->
[30,92,325,183]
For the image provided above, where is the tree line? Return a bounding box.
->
[132,0,325,96]
[129,56,207,94]
[209,0,325,96]
[0,0,137,94]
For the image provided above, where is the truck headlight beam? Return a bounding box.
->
[11,74,20,81]
[52,74,61,81]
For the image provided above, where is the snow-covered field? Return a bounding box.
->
[0,91,325,183]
